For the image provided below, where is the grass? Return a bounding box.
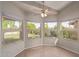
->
[4,31,40,43]
[4,31,20,44]
[28,33,40,39]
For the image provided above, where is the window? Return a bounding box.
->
[60,20,78,40]
[44,22,57,37]
[2,16,22,44]
[27,22,40,39]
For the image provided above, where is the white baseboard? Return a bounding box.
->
[25,44,43,50]
[14,48,25,57]
[43,44,56,47]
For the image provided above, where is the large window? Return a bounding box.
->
[44,22,57,37]
[2,16,22,44]
[27,22,40,39]
[60,20,78,40]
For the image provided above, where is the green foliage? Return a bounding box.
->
[50,30,57,37]
[63,29,71,38]
[44,23,57,37]
[8,21,15,29]
[2,18,8,30]
[27,22,36,30]
[27,22,40,38]
[2,17,15,30]
[60,24,77,40]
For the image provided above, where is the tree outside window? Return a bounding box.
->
[2,17,21,44]
[27,22,40,39]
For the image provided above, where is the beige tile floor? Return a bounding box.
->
[16,45,79,57]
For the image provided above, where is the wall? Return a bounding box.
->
[44,37,58,46]
[44,15,57,22]
[25,37,57,49]
[1,2,25,57]
[57,39,79,54]
[2,2,24,20]
[2,40,24,57]
[0,2,2,57]
[25,38,43,49]
[57,1,79,54]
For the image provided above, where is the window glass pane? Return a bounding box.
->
[61,20,78,40]
[2,17,21,30]
[44,22,57,37]
[4,31,20,43]
[2,17,22,44]
[27,22,40,39]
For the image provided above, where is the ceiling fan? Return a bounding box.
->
[41,1,48,18]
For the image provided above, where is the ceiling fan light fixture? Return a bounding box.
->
[41,12,47,18]
[41,1,48,18]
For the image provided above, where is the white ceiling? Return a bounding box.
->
[14,1,58,16]
[36,1,72,11]
[14,1,72,17]
[14,1,72,14]
[13,1,73,22]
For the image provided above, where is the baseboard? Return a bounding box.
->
[14,48,25,57]
[57,44,79,55]
[25,44,43,50]
[43,44,56,47]
[24,43,57,49]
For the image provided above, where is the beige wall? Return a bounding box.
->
[1,2,25,57]
[0,2,2,57]
[2,2,24,20]
[57,1,79,54]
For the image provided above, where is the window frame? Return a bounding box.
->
[2,16,22,44]
[26,21,41,39]
[44,22,58,38]
[60,20,78,40]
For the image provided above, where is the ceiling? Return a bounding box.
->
[15,1,71,15]
[36,1,72,11]
[13,1,72,17]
